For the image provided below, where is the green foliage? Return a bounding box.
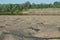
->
[53,1,60,8]
[0,1,60,15]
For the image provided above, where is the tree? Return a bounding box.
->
[54,1,60,8]
[23,1,31,9]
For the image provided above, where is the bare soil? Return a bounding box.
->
[0,15,60,40]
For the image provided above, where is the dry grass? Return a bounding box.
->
[22,8,60,15]
[0,8,60,40]
[0,15,60,40]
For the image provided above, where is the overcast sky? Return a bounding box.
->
[0,0,60,4]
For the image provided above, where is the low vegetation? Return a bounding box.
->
[0,1,60,15]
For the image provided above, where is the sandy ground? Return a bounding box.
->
[0,15,60,40]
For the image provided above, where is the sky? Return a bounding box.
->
[0,0,60,4]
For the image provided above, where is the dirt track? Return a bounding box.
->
[0,15,60,40]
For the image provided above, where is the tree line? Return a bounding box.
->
[0,1,60,15]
